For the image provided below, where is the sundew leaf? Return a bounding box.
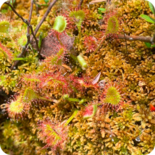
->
[69,10,85,27]
[149,2,155,15]
[45,124,61,141]
[0,42,13,59]
[51,48,64,65]
[53,16,67,33]
[83,104,98,119]
[106,16,119,34]
[140,14,155,24]
[23,88,38,103]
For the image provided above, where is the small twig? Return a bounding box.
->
[116,34,155,43]
[33,0,58,36]
[28,0,34,34]
[5,1,40,69]
[89,0,106,4]
[78,0,84,9]
[11,34,30,69]
[94,33,155,54]
[27,0,40,52]
[5,2,27,24]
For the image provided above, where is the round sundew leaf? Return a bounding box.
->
[104,86,121,105]
[0,21,10,33]
[53,16,67,33]
[69,10,85,27]
[9,98,24,114]
[106,16,119,34]
[69,10,85,21]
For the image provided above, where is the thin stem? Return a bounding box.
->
[33,0,58,36]
[78,0,83,9]
[5,2,27,23]
[117,34,155,43]
[28,0,34,34]
[5,1,40,69]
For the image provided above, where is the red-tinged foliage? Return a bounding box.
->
[38,119,68,151]
[83,36,97,53]
[40,30,74,57]
[2,94,30,119]
[100,81,126,112]
[69,74,99,91]
[61,10,77,31]
[83,104,94,118]
[0,42,13,59]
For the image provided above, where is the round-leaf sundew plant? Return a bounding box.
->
[38,119,68,152]
[69,10,85,37]
[2,94,30,119]
[106,15,119,35]
[101,82,125,112]
[102,10,120,40]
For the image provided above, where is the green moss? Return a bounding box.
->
[17,35,27,47]
[0,20,10,33]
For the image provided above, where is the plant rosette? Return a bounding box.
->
[100,82,125,111]
[2,94,30,119]
[38,119,68,151]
